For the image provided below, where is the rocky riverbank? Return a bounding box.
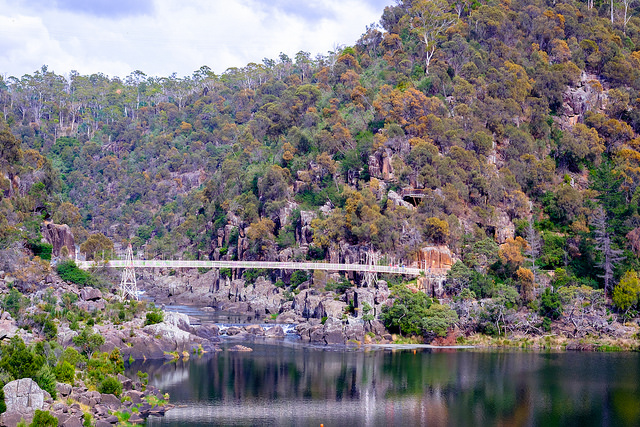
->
[142,267,396,345]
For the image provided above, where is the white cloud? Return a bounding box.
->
[0,0,387,79]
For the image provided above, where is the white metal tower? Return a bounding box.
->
[119,244,138,300]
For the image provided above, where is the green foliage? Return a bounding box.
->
[145,309,164,326]
[0,387,5,414]
[59,347,85,368]
[56,260,95,286]
[2,288,25,320]
[54,360,75,385]
[242,268,268,284]
[27,240,52,261]
[539,288,562,320]
[72,327,105,357]
[613,270,640,312]
[421,304,458,341]
[324,277,352,294]
[290,270,309,288]
[35,364,57,400]
[381,285,433,336]
[0,336,44,380]
[29,410,58,427]
[98,376,123,396]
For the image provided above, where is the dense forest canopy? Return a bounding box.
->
[2,0,640,315]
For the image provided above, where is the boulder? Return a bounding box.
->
[228,345,253,352]
[344,320,365,342]
[245,324,265,336]
[56,382,72,398]
[224,326,243,336]
[416,245,454,271]
[0,318,18,340]
[80,287,102,301]
[100,394,121,410]
[42,221,76,259]
[3,378,49,412]
[265,326,285,338]
[162,311,193,333]
[322,318,345,344]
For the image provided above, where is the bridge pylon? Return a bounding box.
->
[119,244,138,301]
[363,249,379,287]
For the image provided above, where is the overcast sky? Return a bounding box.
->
[0,0,391,80]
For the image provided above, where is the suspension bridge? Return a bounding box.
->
[77,245,448,300]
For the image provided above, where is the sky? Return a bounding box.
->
[0,0,391,80]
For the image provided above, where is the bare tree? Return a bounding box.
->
[524,219,541,285]
[592,207,624,297]
[620,0,637,34]
[409,0,457,75]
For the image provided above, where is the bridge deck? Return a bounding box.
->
[77,260,448,277]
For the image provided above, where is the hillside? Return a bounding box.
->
[2,0,640,342]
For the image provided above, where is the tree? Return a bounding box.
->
[524,220,541,284]
[612,270,640,313]
[592,207,625,297]
[80,233,114,261]
[421,303,458,342]
[424,217,449,244]
[72,327,105,357]
[381,286,433,336]
[409,0,457,75]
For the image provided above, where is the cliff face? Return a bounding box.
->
[415,245,455,270]
[42,222,75,259]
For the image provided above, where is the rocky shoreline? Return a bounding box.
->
[142,267,396,345]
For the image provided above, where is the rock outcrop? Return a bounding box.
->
[42,221,75,259]
[415,245,455,270]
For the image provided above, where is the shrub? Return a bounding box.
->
[29,410,57,427]
[35,365,57,400]
[290,270,309,288]
[145,310,164,326]
[54,360,75,384]
[72,327,105,357]
[539,288,562,320]
[2,288,25,320]
[56,260,94,286]
[98,376,122,396]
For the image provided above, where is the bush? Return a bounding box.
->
[35,365,57,400]
[98,376,122,397]
[539,288,562,320]
[290,270,309,288]
[2,288,25,320]
[29,410,58,427]
[72,327,105,357]
[54,360,75,384]
[28,241,52,261]
[56,260,94,286]
[145,310,164,326]
[0,386,5,414]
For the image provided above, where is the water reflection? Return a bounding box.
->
[129,343,640,426]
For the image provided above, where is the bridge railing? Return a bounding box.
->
[76,259,449,277]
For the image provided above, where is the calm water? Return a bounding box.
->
[128,340,640,427]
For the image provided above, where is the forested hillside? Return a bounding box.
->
[2,0,640,325]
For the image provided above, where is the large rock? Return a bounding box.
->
[80,287,102,301]
[416,245,454,271]
[3,378,49,412]
[42,221,76,259]
[322,318,345,344]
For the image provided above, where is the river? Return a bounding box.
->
[127,307,640,426]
